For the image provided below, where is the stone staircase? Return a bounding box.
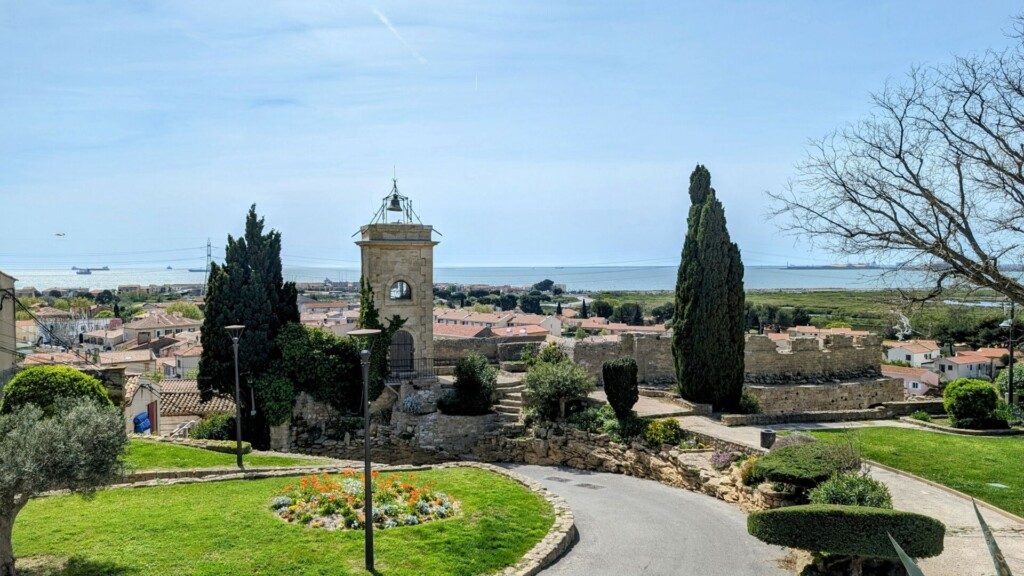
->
[494,378,526,427]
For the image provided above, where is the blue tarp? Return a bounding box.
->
[133,411,151,433]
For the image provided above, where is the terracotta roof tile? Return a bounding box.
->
[159,379,236,417]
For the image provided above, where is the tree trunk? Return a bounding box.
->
[0,514,15,576]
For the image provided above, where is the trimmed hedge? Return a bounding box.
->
[1,365,112,415]
[749,441,859,488]
[943,378,1008,430]
[602,357,639,419]
[747,504,945,560]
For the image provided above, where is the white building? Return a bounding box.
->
[935,354,992,381]
[885,339,941,368]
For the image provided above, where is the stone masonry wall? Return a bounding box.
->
[433,335,546,364]
[744,333,882,384]
[743,378,903,414]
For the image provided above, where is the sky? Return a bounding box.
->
[1,1,1021,269]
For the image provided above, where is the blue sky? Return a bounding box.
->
[1,1,1020,269]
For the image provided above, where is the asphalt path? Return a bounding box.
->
[507,464,790,576]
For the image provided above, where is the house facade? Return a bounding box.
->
[884,339,941,367]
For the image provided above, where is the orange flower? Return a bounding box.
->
[371,470,380,479]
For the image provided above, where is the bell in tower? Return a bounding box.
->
[357,177,439,378]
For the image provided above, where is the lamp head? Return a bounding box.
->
[1001,319,1013,329]
[225,324,246,338]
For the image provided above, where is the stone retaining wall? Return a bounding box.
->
[391,411,498,453]
[721,407,891,427]
[434,335,547,364]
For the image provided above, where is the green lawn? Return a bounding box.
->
[125,440,326,471]
[810,427,1024,517]
[14,467,554,576]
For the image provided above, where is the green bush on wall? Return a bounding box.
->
[190,413,236,441]
[747,504,945,560]
[1,365,112,415]
[943,378,1008,430]
[748,441,860,489]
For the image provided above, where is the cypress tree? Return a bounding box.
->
[672,165,745,410]
[580,299,589,319]
[198,205,299,445]
[555,302,563,315]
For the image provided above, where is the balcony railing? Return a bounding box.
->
[386,357,436,383]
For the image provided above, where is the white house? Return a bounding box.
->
[881,364,941,396]
[935,354,992,381]
[885,339,941,367]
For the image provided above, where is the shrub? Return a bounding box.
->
[770,431,816,451]
[601,410,649,442]
[176,438,252,454]
[1,365,112,415]
[747,504,944,560]
[437,353,496,416]
[943,378,1008,430]
[253,373,295,426]
[909,410,932,422]
[809,473,893,509]
[739,456,761,486]
[602,358,639,419]
[642,418,684,446]
[737,390,761,415]
[567,404,607,433]
[523,360,595,420]
[749,442,860,489]
[190,413,235,441]
[994,363,1024,399]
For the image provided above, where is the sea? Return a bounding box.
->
[3,266,936,292]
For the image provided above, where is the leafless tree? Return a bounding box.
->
[770,18,1024,304]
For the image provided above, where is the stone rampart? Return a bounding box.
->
[743,377,903,414]
[744,333,882,384]
[434,335,546,364]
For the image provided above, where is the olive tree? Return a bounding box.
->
[0,400,127,576]
[771,17,1024,305]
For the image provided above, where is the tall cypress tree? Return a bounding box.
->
[672,165,745,410]
[198,205,299,444]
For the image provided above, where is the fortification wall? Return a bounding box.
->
[433,335,546,364]
[743,378,903,414]
[743,334,882,384]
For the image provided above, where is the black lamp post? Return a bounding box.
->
[225,324,246,470]
[1001,301,1016,405]
[350,328,381,571]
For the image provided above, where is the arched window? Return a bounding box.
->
[389,280,412,300]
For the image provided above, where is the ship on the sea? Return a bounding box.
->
[785,262,889,270]
[187,268,207,273]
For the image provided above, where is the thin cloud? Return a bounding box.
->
[371,6,428,64]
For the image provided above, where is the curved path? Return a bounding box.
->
[506,464,789,576]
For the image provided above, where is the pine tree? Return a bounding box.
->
[672,165,745,410]
[198,205,299,445]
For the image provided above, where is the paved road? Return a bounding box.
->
[507,464,789,576]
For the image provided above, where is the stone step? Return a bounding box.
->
[501,392,523,401]
[495,405,520,415]
[496,383,526,392]
[498,399,523,408]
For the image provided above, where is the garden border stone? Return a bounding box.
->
[898,416,1024,436]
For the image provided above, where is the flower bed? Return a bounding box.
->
[270,469,461,530]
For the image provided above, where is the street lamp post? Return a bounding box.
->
[225,324,246,470]
[350,328,382,572]
[1001,301,1016,406]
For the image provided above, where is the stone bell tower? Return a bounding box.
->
[356,178,438,371]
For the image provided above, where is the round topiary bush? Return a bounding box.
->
[809,473,893,509]
[943,378,1008,430]
[602,357,639,419]
[1,365,112,415]
[523,360,595,420]
[747,504,945,560]
[749,441,860,489]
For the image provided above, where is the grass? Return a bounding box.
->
[809,427,1024,517]
[582,288,1003,333]
[125,439,326,471]
[13,467,554,576]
